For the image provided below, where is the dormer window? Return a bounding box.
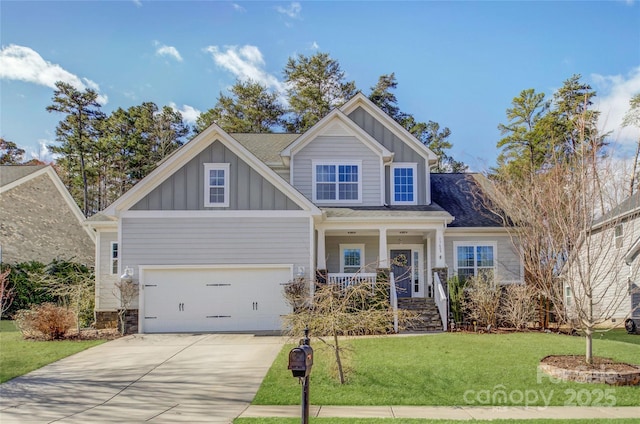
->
[204,163,230,207]
[312,161,362,203]
[391,163,417,205]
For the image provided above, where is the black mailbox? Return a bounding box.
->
[288,344,313,378]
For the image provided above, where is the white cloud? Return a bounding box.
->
[132,0,142,7]
[276,2,301,19]
[0,44,108,104]
[204,45,284,92]
[310,41,320,50]
[232,3,246,12]
[25,139,59,163]
[154,41,183,62]
[592,66,640,147]
[169,102,201,125]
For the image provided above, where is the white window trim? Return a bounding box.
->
[615,224,623,249]
[110,242,119,275]
[390,163,418,205]
[204,163,230,208]
[453,241,497,279]
[340,243,365,273]
[312,160,362,203]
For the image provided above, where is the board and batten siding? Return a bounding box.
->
[292,136,381,206]
[131,140,300,211]
[96,231,119,311]
[348,106,429,205]
[444,234,522,283]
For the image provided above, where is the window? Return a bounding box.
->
[313,161,361,202]
[340,244,365,273]
[615,224,623,248]
[110,242,118,275]
[455,243,495,282]
[204,163,230,207]
[565,286,573,307]
[391,163,417,205]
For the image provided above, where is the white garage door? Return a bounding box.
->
[140,266,292,333]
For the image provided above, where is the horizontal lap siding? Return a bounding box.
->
[97,231,119,311]
[445,234,522,283]
[122,217,311,267]
[294,136,381,206]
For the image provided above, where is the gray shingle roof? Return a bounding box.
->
[596,191,640,225]
[430,173,503,227]
[323,205,451,219]
[231,133,299,165]
[0,165,47,187]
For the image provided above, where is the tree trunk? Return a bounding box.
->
[585,327,593,365]
[333,332,345,384]
[630,139,640,196]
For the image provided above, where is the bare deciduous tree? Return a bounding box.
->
[283,268,418,384]
[114,278,138,335]
[482,132,635,364]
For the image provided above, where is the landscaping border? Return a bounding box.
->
[539,355,640,386]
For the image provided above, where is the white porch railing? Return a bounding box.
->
[390,272,398,333]
[327,273,377,291]
[434,272,448,332]
[328,272,399,334]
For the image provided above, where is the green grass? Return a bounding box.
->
[254,333,640,407]
[0,320,106,383]
[592,328,640,345]
[235,419,640,424]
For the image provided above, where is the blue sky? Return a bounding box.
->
[1,1,639,170]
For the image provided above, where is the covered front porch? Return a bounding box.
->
[312,207,454,331]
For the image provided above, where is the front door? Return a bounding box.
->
[391,249,412,298]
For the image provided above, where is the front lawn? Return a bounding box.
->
[235,420,640,424]
[0,320,106,383]
[593,328,640,345]
[254,332,640,407]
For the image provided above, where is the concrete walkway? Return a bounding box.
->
[0,333,285,423]
[241,405,640,420]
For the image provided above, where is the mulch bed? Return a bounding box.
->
[66,328,121,340]
[541,355,640,372]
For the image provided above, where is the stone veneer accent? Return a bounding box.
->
[539,356,640,386]
[95,309,138,334]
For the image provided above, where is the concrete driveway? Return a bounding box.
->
[0,333,285,423]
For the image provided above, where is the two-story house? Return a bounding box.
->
[87,93,522,333]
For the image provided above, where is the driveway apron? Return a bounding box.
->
[0,333,285,423]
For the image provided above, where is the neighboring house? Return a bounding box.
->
[87,93,522,333]
[565,192,640,332]
[0,165,95,265]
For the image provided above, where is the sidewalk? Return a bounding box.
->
[240,405,640,420]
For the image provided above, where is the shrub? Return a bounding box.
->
[0,261,53,318]
[14,303,76,340]
[500,283,537,329]
[463,273,501,329]
[447,276,467,324]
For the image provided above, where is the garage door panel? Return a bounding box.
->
[141,267,292,333]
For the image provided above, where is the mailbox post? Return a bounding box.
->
[288,327,313,424]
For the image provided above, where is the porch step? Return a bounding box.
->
[397,298,443,332]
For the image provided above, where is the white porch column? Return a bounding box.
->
[435,227,446,268]
[378,227,388,268]
[317,228,326,270]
